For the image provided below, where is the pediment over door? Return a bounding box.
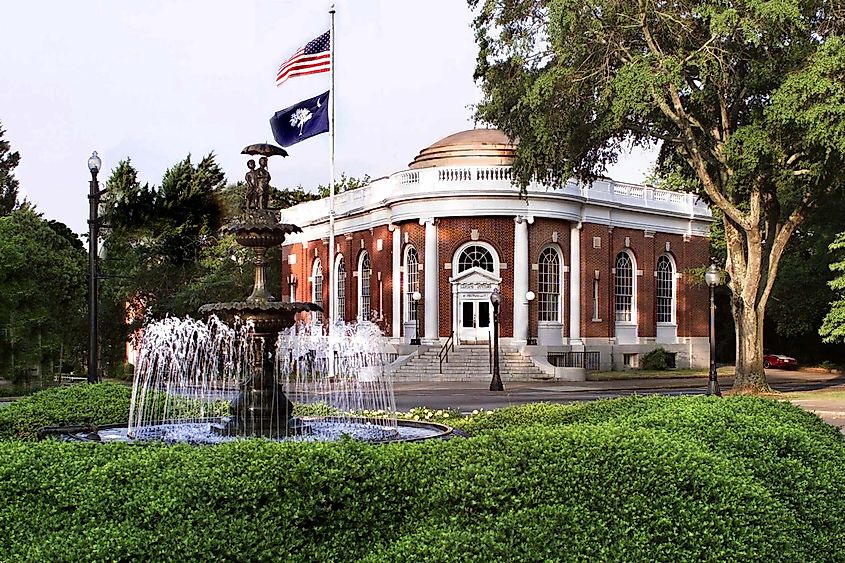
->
[449,266,502,290]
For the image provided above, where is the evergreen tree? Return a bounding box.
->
[0,122,21,217]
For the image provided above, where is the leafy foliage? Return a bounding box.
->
[0,382,131,440]
[641,347,670,371]
[0,396,843,561]
[0,209,87,381]
[821,233,845,343]
[98,156,248,375]
[0,121,20,217]
[316,173,371,198]
[471,0,845,391]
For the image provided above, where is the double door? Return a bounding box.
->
[460,300,491,342]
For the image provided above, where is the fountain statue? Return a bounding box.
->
[196,143,320,437]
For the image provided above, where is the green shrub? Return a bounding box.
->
[0,396,844,561]
[121,362,135,381]
[641,347,670,370]
[0,382,132,440]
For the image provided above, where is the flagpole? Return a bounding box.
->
[328,5,337,377]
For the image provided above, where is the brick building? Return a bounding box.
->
[279,129,713,374]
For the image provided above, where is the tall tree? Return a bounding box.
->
[0,209,87,381]
[471,0,845,392]
[0,122,21,216]
[821,232,845,344]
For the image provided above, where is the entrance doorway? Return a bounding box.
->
[460,299,491,342]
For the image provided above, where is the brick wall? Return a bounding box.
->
[281,218,710,340]
[529,218,572,337]
[437,216,515,337]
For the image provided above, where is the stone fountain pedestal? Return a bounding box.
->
[199,205,320,438]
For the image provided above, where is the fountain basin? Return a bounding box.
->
[41,418,454,444]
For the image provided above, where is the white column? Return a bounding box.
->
[390,224,401,339]
[569,223,583,348]
[512,215,533,343]
[422,218,439,341]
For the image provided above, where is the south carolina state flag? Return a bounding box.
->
[270,91,330,148]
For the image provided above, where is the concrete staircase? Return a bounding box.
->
[391,344,551,382]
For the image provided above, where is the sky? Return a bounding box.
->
[1,0,656,236]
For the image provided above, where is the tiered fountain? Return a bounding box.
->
[57,145,451,444]
[195,145,319,437]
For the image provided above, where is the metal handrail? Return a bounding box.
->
[547,351,601,371]
[438,332,455,374]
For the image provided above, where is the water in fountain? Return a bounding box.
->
[278,320,398,441]
[126,315,400,444]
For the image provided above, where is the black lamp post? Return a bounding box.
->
[87,151,103,384]
[525,290,536,345]
[411,291,421,345]
[705,263,721,397]
[489,287,503,391]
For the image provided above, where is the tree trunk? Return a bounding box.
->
[730,288,773,394]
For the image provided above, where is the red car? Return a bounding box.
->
[763,353,798,370]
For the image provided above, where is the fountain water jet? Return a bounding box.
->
[83,145,450,444]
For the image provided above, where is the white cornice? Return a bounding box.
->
[281,166,712,245]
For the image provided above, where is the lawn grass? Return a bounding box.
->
[587,365,734,381]
[781,389,845,401]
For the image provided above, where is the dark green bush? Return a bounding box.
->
[0,396,844,561]
[641,346,670,370]
[0,382,132,440]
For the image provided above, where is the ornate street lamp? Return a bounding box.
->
[87,151,104,384]
[525,290,536,345]
[411,291,422,345]
[489,287,503,391]
[705,263,721,397]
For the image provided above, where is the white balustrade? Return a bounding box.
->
[438,168,472,182]
[399,171,419,185]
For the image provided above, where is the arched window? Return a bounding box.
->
[457,244,495,273]
[358,251,372,321]
[538,246,562,322]
[335,255,346,321]
[404,246,419,322]
[656,255,675,324]
[311,258,323,324]
[615,251,635,322]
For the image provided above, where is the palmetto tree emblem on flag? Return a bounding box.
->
[290,108,313,135]
[270,90,329,147]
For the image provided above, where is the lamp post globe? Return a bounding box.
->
[489,287,503,391]
[411,291,422,345]
[705,263,721,397]
[87,151,104,384]
[88,151,101,174]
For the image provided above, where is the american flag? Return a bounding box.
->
[276,30,331,87]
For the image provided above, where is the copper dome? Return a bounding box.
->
[408,128,516,169]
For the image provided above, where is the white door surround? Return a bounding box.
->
[449,267,502,344]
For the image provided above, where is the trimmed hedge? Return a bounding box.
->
[0,382,132,440]
[0,394,844,561]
